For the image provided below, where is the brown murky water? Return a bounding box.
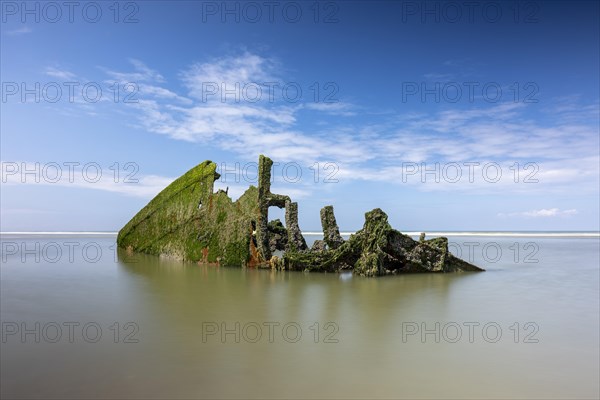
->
[1,235,598,399]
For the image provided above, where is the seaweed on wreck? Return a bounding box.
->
[117,155,484,276]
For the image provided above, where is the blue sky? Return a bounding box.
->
[1,0,599,232]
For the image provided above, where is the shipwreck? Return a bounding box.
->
[117,155,484,276]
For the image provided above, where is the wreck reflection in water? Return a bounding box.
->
[1,236,598,399]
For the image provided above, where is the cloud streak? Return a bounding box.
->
[1,162,174,199]
[498,208,579,218]
[38,52,600,198]
[5,26,32,36]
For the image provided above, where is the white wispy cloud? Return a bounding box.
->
[498,208,579,218]
[37,52,598,197]
[1,162,174,199]
[181,51,278,101]
[44,67,77,80]
[102,59,192,104]
[5,26,32,36]
[304,102,357,116]
[102,58,165,83]
[133,53,598,193]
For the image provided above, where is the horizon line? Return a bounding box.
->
[1,231,599,238]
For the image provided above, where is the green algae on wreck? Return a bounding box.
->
[117,160,258,265]
[118,155,484,275]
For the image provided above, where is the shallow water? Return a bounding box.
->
[1,235,598,399]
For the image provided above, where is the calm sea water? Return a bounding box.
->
[1,234,599,399]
